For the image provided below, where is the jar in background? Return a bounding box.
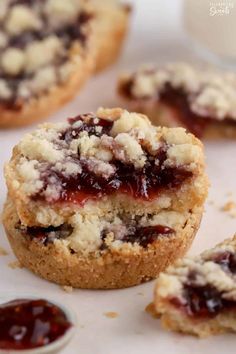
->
[183,0,236,68]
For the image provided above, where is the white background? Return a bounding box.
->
[0,0,236,352]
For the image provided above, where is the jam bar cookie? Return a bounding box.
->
[0,0,95,128]
[89,0,131,72]
[3,108,208,289]
[154,235,236,337]
[118,62,236,138]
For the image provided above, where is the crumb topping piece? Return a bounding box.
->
[13,109,202,204]
[120,62,236,121]
[0,0,92,107]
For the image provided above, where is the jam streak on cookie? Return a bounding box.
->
[120,79,207,137]
[61,114,114,142]
[0,298,71,350]
[33,114,193,204]
[122,225,174,247]
[101,224,174,249]
[159,85,236,138]
[211,250,236,274]
[169,251,236,318]
[19,223,73,246]
[19,221,174,249]
[120,78,236,137]
[159,85,208,138]
[170,284,236,318]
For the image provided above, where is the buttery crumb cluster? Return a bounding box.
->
[15,109,201,203]
[120,62,236,121]
[0,0,91,106]
[155,236,236,318]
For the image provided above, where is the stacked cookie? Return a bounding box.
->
[3,108,208,289]
[0,0,130,128]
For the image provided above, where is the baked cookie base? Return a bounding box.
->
[93,2,130,72]
[3,199,203,289]
[158,310,236,338]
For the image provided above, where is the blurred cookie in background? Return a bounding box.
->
[87,0,131,72]
[0,0,131,128]
[118,62,236,139]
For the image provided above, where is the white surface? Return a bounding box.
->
[0,0,236,353]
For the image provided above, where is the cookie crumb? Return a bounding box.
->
[145,302,160,319]
[61,285,73,293]
[0,246,8,256]
[221,201,236,218]
[222,201,236,212]
[104,312,119,319]
[8,260,23,269]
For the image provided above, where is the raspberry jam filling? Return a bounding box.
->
[122,225,173,247]
[101,224,174,249]
[159,85,208,138]
[20,224,73,246]
[18,219,174,249]
[170,251,236,319]
[171,284,236,318]
[0,299,71,350]
[34,114,193,204]
[61,114,114,142]
[211,251,236,274]
[120,79,236,137]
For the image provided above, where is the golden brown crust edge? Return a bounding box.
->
[2,198,203,289]
[94,4,130,73]
[0,44,95,129]
[158,311,236,338]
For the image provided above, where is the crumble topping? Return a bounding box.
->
[166,144,202,167]
[0,0,92,107]
[12,109,202,203]
[44,0,81,28]
[119,62,236,121]
[155,235,236,316]
[6,5,42,35]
